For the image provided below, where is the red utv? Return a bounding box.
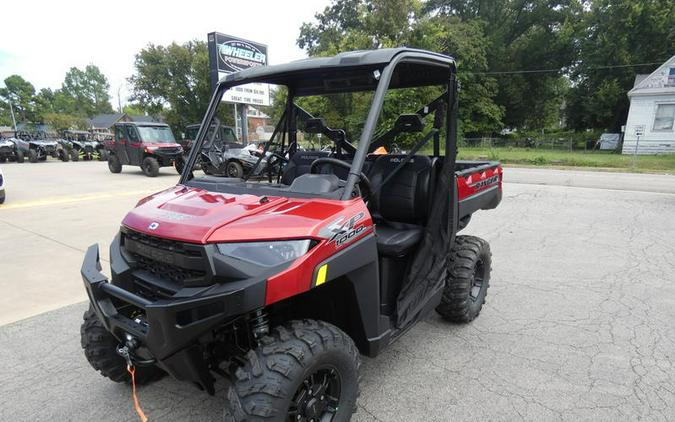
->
[81,48,502,421]
[106,122,184,177]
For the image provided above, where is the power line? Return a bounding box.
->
[467,61,666,75]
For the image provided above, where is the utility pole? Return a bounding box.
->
[117,85,123,113]
[8,100,17,131]
[239,104,248,143]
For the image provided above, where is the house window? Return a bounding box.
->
[668,68,675,87]
[653,104,675,131]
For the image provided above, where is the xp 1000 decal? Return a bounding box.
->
[319,212,369,248]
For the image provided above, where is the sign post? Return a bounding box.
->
[632,124,645,167]
[207,33,269,143]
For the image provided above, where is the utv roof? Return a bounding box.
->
[114,122,169,127]
[219,48,456,94]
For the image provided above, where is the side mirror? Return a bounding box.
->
[304,118,327,134]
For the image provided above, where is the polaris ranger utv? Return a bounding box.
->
[80,48,502,421]
[106,122,184,177]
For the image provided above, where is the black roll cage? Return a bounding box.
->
[180,49,458,201]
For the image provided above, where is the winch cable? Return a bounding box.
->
[118,343,149,422]
[127,364,148,422]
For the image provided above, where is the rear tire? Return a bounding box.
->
[224,320,360,422]
[108,154,122,173]
[226,161,244,178]
[99,150,109,161]
[0,157,5,163]
[28,149,38,163]
[81,307,164,384]
[436,235,491,323]
[142,157,160,177]
[15,150,25,163]
[70,150,79,162]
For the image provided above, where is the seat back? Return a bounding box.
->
[368,155,434,224]
[280,150,330,185]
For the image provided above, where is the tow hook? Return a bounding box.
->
[116,334,156,366]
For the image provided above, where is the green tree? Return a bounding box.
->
[296,0,504,137]
[122,104,148,116]
[0,75,36,122]
[566,0,675,131]
[128,41,214,133]
[425,0,581,130]
[33,88,56,119]
[42,113,88,132]
[58,65,114,117]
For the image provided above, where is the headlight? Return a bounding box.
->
[217,240,311,267]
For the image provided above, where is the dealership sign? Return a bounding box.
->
[208,32,270,106]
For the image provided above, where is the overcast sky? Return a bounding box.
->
[0,0,330,107]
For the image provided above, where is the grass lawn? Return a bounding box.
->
[456,147,675,173]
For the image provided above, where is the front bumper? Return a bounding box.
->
[81,239,268,391]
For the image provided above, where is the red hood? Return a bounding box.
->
[122,186,350,243]
[145,143,182,148]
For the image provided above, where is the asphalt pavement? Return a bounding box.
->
[1,161,674,421]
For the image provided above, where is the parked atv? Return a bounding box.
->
[14,131,59,163]
[80,48,502,420]
[0,166,5,204]
[62,130,108,161]
[106,122,184,177]
[0,136,25,163]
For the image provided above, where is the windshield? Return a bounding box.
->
[188,125,239,144]
[182,59,453,197]
[137,126,175,143]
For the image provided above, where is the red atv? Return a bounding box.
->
[80,48,502,421]
[106,122,184,177]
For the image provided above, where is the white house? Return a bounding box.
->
[623,55,675,155]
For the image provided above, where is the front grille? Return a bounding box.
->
[157,147,181,154]
[121,229,209,295]
[133,253,206,286]
[84,146,94,153]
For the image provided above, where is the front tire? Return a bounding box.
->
[70,150,79,162]
[15,150,25,163]
[226,161,244,178]
[28,149,38,163]
[80,307,163,384]
[174,157,185,174]
[436,235,491,323]
[141,157,160,177]
[224,320,360,422]
[60,150,70,162]
[108,154,122,173]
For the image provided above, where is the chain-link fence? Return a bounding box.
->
[460,137,602,151]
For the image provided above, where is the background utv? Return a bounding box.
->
[105,122,184,177]
[80,48,502,421]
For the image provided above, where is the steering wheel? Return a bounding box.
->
[309,157,372,199]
